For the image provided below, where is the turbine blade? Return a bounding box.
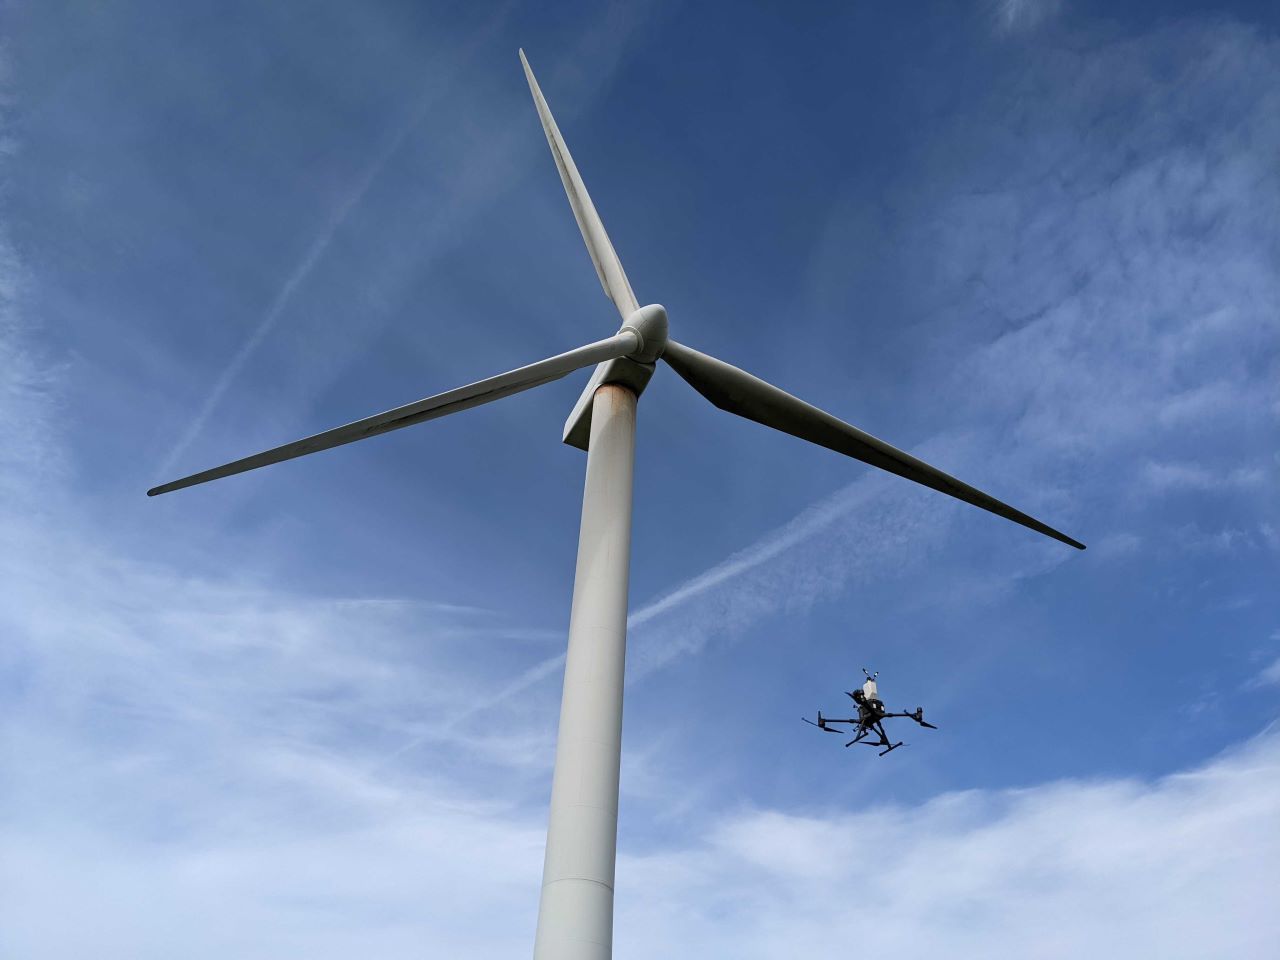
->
[148,331,639,497]
[519,49,639,320]
[661,339,1085,550]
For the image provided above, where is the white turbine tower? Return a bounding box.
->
[150,49,1084,960]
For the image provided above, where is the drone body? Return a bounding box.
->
[804,669,937,756]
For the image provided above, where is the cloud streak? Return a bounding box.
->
[987,0,1064,37]
[156,11,510,478]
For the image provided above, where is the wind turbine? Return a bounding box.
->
[149,49,1084,960]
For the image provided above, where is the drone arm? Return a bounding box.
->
[660,339,1085,550]
[882,709,939,729]
[803,716,858,733]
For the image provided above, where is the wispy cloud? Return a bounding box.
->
[0,230,63,503]
[628,475,892,633]
[987,0,1064,37]
[1248,631,1280,689]
[1141,461,1266,492]
[1255,658,1280,688]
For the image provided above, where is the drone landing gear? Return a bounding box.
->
[845,736,905,755]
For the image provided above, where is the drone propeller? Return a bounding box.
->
[803,712,851,733]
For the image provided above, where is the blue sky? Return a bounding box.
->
[3,0,1278,955]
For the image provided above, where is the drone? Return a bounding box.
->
[803,669,937,756]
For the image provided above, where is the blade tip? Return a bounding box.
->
[1055,531,1086,550]
[148,478,189,497]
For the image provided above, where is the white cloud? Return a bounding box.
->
[1257,658,1280,687]
[4,796,547,959]
[1253,633,1280,689]
[7,470,1279,960]
[0,234,559,957]
[1141,460,1266,493]
[0,489,560,958]
[988,0,1064,36]
[1093,530,1142,558]
[1172,523,1265,556]
[613,729,1280,958]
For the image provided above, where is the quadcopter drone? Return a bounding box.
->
[803,669,937,756]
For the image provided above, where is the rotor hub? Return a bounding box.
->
[620,304,669,364]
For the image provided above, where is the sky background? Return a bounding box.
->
[3,0,1279,956]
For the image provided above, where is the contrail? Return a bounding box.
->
[158,208,348,476]
[475,481,885,725]
[158,14,509,478]
[368,651,566,773]
[367,474,896,773]
[627,475,883,630]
